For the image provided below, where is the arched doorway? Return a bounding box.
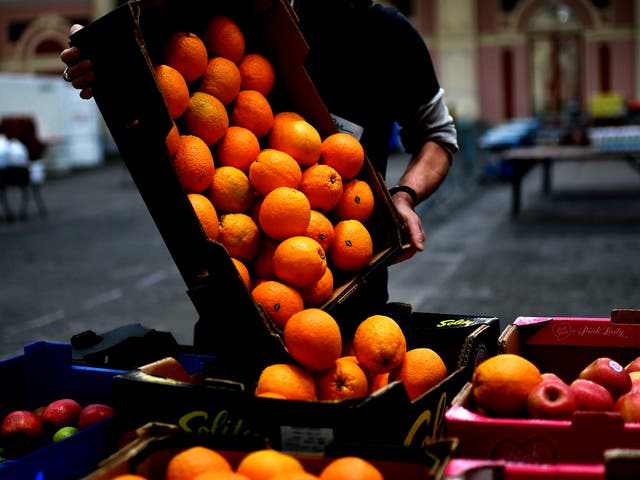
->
[525,2,585,118]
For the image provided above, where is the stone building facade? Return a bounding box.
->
[0,0,636,125]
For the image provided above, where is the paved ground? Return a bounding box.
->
[1,148,639,360]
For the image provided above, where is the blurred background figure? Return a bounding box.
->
[0,117,48,222]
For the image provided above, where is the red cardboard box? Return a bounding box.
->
[69,0,409,378]
[442,449,640,480]
[110,311,499,453]
[445,311,640,465]
[442,458,606,480]
[81,422,458,480]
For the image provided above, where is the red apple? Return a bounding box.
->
[41,398,82,429]
[78,404,114,430]
[625,356,640,374]
[629,371,640,392]
[578,357,632,400]
[570,378,615,411]
[1,410,43,449]
[615,389,640,422]
[541,372,563,382]
[527,378,578,420]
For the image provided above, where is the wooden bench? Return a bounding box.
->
[501,145,640,216]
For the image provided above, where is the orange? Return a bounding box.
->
[231,257,251,288]
[255,363,316,400]
[217,213,262,262]
[154,64,189,119]
[238,53,276,96]
[249,149,302,197]
[165,121,181,156]
[273,236,326,288]
[163,31,208,83]
[200,57,242,106]
[258,187,310,241]
[319,132,365,180]
[353,315,406,375]
[256,391,286,399]
[304,210,334,253]
[300,266,333,308]
[389,348,448,401]
[271,473,318,480]
[202,15,246,63]
[111,476,147,480]
[208,166,254,213]
[332,179,375,223]
[231,90,274,138]
[299,164,343,212]
[194,473,250,480]
[215,126,261,173]
[188,193,219,241]
[471,353,542,417]
[184,91,229,146]
[251,280,304,330]
[236,449,304,480]
[319,457,383,480]
[166,446,232,480]
[284,308,342,372]
[328,220,373,272]
[252,238,279,280]
[370,372,389,394]
[268,119,322,167]
[315,356,369,401]
[272,111,305,129]
[173,135,215,193]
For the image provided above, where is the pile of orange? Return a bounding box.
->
[111,445,384,480]
[154,14,381,332]
[255,311,447,403]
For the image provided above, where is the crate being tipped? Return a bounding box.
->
[69,0,408,374]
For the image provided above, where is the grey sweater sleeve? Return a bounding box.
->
[400,88,459,161]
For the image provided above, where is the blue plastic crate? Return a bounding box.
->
[0,341,124,480]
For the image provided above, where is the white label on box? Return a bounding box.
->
[331,114,364,140]
[280,425,334,453]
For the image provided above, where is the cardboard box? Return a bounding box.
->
[69,0,409,374]
[82,422,458,480]
[0,342,124,480]
[443,449,640,480]
[444,311,640,465]
[111,312,499,453]
[442,458,606,480]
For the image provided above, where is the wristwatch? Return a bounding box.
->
[389,185,418,206]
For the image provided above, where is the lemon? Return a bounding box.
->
[52,426,78,442]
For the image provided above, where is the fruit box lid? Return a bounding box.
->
[68,0,409,369]
[498,309,640,382]
[445,383,640,465]
[82,422,457,480]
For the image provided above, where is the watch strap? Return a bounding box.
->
[389,185,418,205]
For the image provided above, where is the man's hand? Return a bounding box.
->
[60,25,95,100]
[390,191,425,263]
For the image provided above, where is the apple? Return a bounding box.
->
[527,377,578,420]
[541,372,563,383]
[1,410,43,450]
[578,357,632,400]
[615,389,640,422]
[629,371,640,392]
[41,398,82,429]
[570,378,615,411]
[625,355,640,374]
[78,404,114,430]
